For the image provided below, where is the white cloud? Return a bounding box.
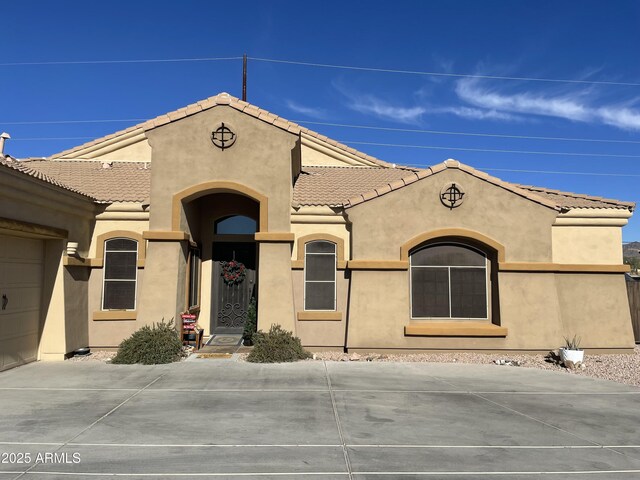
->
[437,106,522,121]
[348,95,427,124]
[455,78,640,131]
[597,106,640,131]
[285,100,326,119]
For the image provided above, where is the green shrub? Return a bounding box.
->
[111,319,183,365]
[242,298,258,346]
[247,324,312,363]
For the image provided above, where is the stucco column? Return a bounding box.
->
[39,240,67,361]
[136,240,187,327]
[256,241,296,334]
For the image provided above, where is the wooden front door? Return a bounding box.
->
[211,242,257,334]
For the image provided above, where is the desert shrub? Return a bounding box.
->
[246,324,312,363]
[111,319,183,365]
[242,298,257,346]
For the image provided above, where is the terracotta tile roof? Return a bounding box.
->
[6,155,633,211]
[50,92,392,168]
[0,155,94,200]
[293,166,416,207]
[294,160,634,212]
[515,185,635,210]
[19,159,151,203]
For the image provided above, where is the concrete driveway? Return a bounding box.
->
[0,360,639,479]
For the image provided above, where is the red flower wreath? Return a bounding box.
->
[220,260,246,285]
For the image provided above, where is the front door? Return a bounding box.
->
[211,242,257,334]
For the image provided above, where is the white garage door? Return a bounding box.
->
[0,234,44,372]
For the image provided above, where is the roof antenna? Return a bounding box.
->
[242,53,247,102]
[0,132,10,156]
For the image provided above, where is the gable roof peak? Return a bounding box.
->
[443,158,461,168]
[50,92,394,168]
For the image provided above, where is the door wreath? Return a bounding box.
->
[220,260,246,285]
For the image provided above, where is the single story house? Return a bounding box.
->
[0,92,635,371]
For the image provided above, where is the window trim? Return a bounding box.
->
[303,240,337,312]
[292,234,347,269]
[409,242,490,321]
[101,237,139,311]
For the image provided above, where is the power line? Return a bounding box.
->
[0,119,147,125]
[2,117,638,146]
[294,120,640,145]
[483,168,640,178]
[1,54,637,87]
[8,135,640,159]
[250,57,640,87]
[11,137,94,141]
[400,165,640,178]
[339,140,640,159]
[0,57,242,67]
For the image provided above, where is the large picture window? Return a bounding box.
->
[410,243,488,319]
[304,241,336,311]
[102,238,138,310]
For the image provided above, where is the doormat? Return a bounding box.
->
[197,353,232,359]
[206,334,243,346]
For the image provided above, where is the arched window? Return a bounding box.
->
[214,215,257,234]
[410,243,488,319]
[304,241,336,311]
[102,238,138,310]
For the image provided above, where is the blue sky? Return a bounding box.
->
[2,1,640,241]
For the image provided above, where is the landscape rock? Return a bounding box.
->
[564,360,583,370]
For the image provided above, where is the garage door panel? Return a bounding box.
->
[1,263,44,285]
[0,285,43,312]
[0,236,44,263]
[1,334,38,371]
[0,310,41,338]
[0,234,44,372]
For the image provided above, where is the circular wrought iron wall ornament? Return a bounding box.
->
[211,122,237,150]
[440,182,465,209]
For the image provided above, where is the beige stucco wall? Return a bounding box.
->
[138,106,299,330]
[88,268,146,347]
[291,219,351,260]
[58,131,152,163]
[347,169,558,263]
[552,226,623,264]
[86,137,152,163]
[555,274,634,349]
[292,270,349,347]
[346,269,633,352]
[300,135,380,167]
[301,143,346,167]
[136,241,186,331]
[145,107,297,233]
[343,167,633,352]
[81,205,150,347]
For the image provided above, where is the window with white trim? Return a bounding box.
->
[410,243,488,319]
[304,241,336,311]
[102,238,138,310]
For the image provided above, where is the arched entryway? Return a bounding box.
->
[176,185,263,338]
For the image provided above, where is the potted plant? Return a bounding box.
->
[560,335,584,366]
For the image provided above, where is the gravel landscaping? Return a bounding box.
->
[69,346,640,388]
[310,346,640,387]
